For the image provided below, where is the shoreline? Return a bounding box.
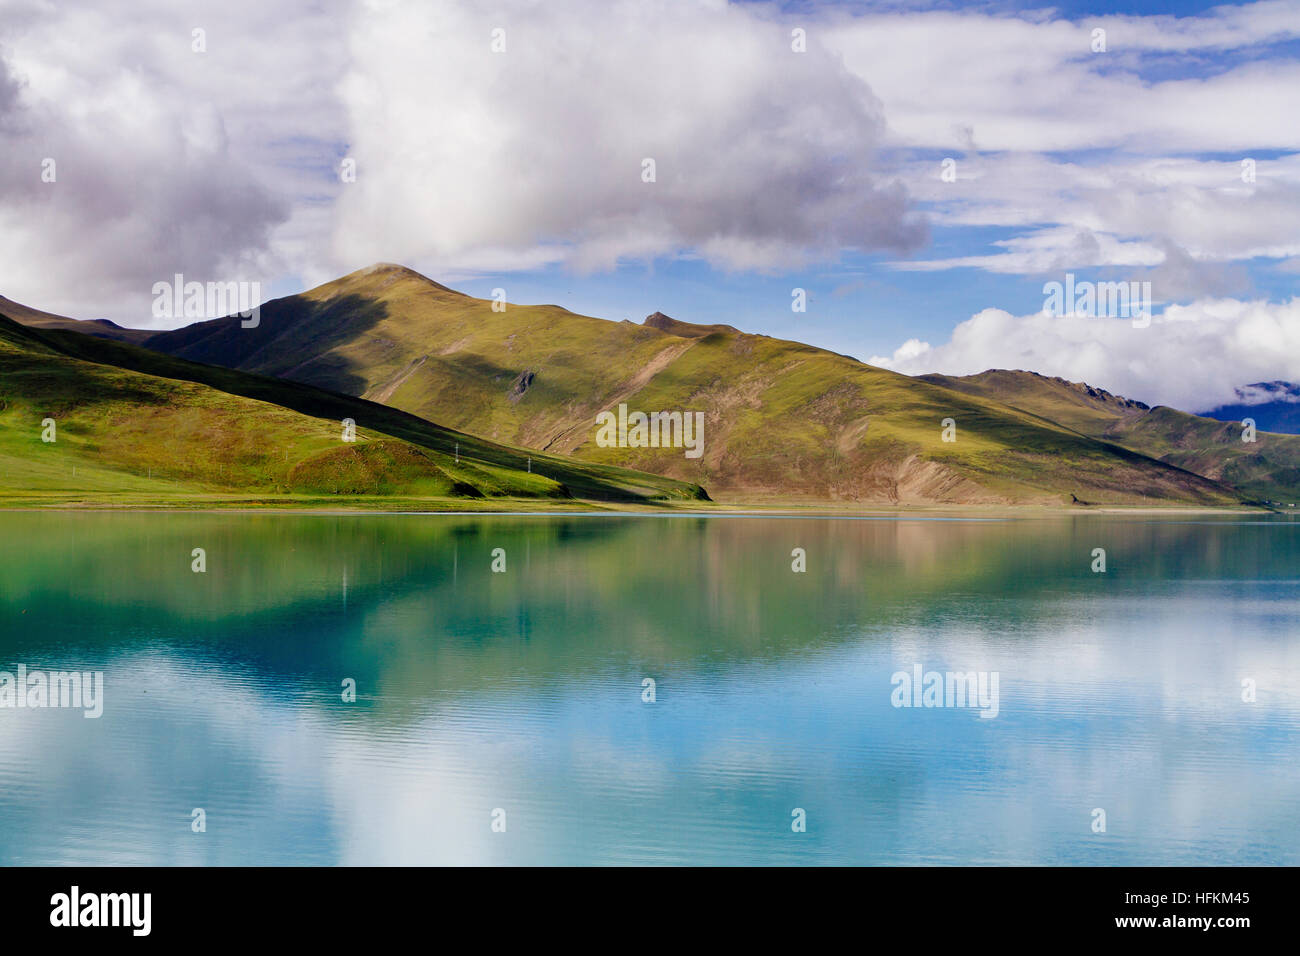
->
[0,495,1283,518]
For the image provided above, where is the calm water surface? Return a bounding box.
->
[1,512,1297,865]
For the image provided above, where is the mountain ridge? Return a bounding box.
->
[922,369,1300,503]
[0,302,708,505]
[60,263,1245,507]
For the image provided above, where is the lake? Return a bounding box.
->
[1,511,1297,865]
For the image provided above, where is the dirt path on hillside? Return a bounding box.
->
[369,354,429,404]
[540,338,698,454]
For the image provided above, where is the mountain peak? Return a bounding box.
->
[361,262,423,278]
[643,311,740,338]
[332,262,464,296]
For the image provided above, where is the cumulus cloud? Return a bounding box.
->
[330,0,926,275]
[0,0,344,324]
[0,0,933,320]
[0,0,1296,352]
[870,297,1300,413]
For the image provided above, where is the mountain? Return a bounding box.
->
[643,311,741,338]
[921,369,1300,504]
[0,307,706,506]
[123,263,1240,506]
[1199,382,1300,435]
[917,369,1152,436]
[0,294,152,345]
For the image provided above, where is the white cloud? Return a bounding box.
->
[0,0,345,325]
[0,0,1296,342]
[891,152,1300,293]
[832,3,1300,300]
[829,3,1300,153]
[871,297,1300,413]
[1231,382,1300,405]
[330,0,926,276]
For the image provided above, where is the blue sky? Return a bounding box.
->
[439,229,1296,372]
[2,0,1298,411]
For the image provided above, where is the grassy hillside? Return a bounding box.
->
[133,263,1240,506]
[0,310,707,507]
[1110,407,1300,504]
[0,294,152,345]
[918,370,1152,436]
[923,370,1300,504]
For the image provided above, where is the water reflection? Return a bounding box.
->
[0,513,1296,864]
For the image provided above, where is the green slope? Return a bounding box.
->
[0,310,706,506]
[922,369,1300,504]
[0,294,153,345]
[132,263,1239,506]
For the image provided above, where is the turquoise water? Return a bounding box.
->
[0,512,1297,865]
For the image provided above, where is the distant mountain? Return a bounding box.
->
[0,306,705,506]
[0,294,152,345]
[917,369,1151,435]
[109,263,1241,506]
[921,369,1300,504]
[1199,382,1300,435]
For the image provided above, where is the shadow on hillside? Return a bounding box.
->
[146,293,392,401]
[24,309,705,503]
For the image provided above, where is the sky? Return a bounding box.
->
[0,0,1297,412]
